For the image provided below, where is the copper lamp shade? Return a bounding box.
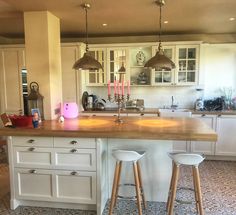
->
[73,3,103,71]
[144,0,175,71]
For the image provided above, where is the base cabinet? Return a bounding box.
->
[10,136,98,207]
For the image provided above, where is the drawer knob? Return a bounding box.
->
[140,113,144,116]
[71,171,77,176]
[201,114,206,117]
[28,147,35,151]
[28,139,35,143]
[70,140,78,145]
[71,149,78,153]
[29,169,37,174]
[218,114,222,117]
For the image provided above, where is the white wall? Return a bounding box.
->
[203,44,236,99]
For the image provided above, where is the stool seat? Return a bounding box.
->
[112,150,145,162]
[168,153,205,166]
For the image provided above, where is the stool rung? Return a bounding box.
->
[175,187,195,205]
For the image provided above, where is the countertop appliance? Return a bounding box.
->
[195,98,204,111]
[203,97,224,111]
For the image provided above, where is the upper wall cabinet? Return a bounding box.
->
[84,42,201,87]
[86,48,106,86]
[0,46,25,114]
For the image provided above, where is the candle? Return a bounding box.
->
[121,80,124,96]
[117,81,120,95]
[127,80,130,95]
[108,80,111,96]
[114,78,117,95]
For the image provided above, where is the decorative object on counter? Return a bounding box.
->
[9,115,32,127]
[27,82,44,120]
[136,50,146,66]
[219,87,235,110]
[144,0,175,71]
[32,111,39,128]
[63,103,79,119]
[72,3,103,71]
[58,115,65,123]
[203,97,224,111]
[108,78,130,123]
[0,113,13,127]
[137,71,148,85]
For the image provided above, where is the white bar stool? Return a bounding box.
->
[166,153,205,215]
[109,150,146,215]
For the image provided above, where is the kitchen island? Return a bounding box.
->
[0,116,217,214]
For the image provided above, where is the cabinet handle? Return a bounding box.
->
[140,113,144,116]
[218,114,221,117]
[70,140,78,145]
[28,147,35,151]
[71,149,78,153]
[29,169,37,174]
[71,171,77,176]
[201,114,206,117]
[27,139,35,143]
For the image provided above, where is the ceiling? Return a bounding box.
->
[0,0,236,38]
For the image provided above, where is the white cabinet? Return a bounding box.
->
[55,170,96,204]
[15,168,53,201]
[215,115,236,156]
[191,114,216,155]
[61,43,84,103]
[0,46,25,114]
[10,136,98,206]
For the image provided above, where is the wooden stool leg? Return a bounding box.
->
[193,166,204,215]
[168,164,180,215]
[133,162,143,215]
[166,162,176,213]
[192,166,200,214]
[114,161,122,207]
[137,161,147,209]
[109,161,120,215]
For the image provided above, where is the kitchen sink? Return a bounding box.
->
[158,108,192,117]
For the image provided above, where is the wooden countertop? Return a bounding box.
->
[82,108,158,114]
[0,116,217,141]
[191,110,236,115]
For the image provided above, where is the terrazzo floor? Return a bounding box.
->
[0,149,236,215]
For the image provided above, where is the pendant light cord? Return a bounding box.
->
[85,7,89,52]
[158,3,162,51]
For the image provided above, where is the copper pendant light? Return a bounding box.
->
[144,0,175,71]
[73,3,103,71]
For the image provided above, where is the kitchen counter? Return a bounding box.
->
[82,108,158,114]
[191,110,236,115]
[0,116,217,141]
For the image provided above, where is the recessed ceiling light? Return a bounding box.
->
[102,23,107,26]
[164,21,168,24]
[229,17,235,21]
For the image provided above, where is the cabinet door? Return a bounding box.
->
[55,170,96,204]
[107,48,128,83]
[191,114,216,155]
[0,48,25,114]
[13,147,53,168]
[152,46,175,86]
[54,148,96,171]
[15,168,53,201]
[176,45,199,85]
[86,48,106,86]
[173,141,189,152]
[216,115,236,156]
[61,45,79,103]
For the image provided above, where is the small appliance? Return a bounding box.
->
[63,103,79,118]
[195,98,204,111]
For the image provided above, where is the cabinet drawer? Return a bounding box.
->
[54,148,96,171]
[13,147,53,168]
[54,137,96,148]
[15,168,53,201]
[12,136,53,147]
[55,170,96,204]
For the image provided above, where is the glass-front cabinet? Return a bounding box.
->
[129,46,152,86]
[86,48,106,86]
[152,46,175,86]
[176,45,199,85]
[107,48,128,83]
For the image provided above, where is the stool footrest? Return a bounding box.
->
[117,183,144,201]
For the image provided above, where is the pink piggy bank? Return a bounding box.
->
[63,103,79,119]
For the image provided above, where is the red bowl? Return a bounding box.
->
[9,115,33,127]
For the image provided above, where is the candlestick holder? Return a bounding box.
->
[108,94,130,123]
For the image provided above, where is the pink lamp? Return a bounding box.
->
[63,103,79,119]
